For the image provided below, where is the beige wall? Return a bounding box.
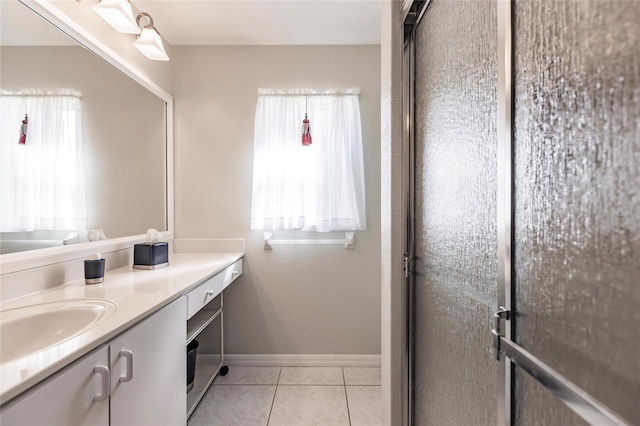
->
[173,45,381,355]
[1,46,166,239]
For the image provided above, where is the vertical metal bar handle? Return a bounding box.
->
[93,365,110,402]
[497,0,514,424]
[119,350,134,382]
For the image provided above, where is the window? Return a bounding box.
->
[0,92,86,231]
[250,89,366,232]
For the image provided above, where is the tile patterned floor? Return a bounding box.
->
[188,366,382,426]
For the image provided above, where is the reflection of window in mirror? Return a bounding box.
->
[0,92,86,243]
[0,1,168,256]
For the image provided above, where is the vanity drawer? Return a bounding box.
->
[186,259,242,319]
[220,258,243,289]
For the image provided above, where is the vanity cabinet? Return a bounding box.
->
[0,297,186,426]
[110,296,186,425]
[0,346,110,426]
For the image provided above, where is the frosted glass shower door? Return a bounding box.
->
[411,0,498,424]
[511,0,640,424]
[408,0,639,423]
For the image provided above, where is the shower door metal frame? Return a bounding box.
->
[401,17,415,426]
[495,1,513,425]
[400,2,425,425]
[401,1,513,424]
[401,0,630,425]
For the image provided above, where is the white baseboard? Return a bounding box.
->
[199,354,381,367]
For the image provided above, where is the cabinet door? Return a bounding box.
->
[0,346,110,426]
[109,297,186,426]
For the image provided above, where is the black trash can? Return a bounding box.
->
[187,340,199,393]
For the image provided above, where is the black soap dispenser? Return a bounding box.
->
[84,253,105,284]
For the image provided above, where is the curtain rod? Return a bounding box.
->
[258,88,360,97]
[258,93,359,97]
[0,94,82,99]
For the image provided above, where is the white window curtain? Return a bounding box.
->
[251,88,366,232]
[0,92,86,231]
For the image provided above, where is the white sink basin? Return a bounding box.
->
[0,299,117,362]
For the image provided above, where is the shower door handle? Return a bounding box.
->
[403,253,414,278]
[491,307,510,360]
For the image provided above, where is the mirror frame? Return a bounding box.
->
[0,0,174,275]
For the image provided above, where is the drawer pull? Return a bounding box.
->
[119,350,134,382]
[232,270,239,277]
[206,290,215,297]
[94,365,110,402]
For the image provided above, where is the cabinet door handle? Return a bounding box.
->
[93,365,110,402]
[119,350,134,382]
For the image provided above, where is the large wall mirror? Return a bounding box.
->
[0,0,167,255]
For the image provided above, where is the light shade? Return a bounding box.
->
[133,23,169,61]
[92,0,140,34]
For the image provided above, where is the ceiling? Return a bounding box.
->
[134,0,381,46]
[1,0,381,46]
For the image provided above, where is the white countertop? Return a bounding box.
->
[0,252,244,405]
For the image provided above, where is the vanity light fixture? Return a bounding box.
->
[92,0,140,34]
[133,13,170,61]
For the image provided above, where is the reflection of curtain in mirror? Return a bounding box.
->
[0,94,86,231]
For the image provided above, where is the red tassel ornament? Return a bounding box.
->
[302,113,312,146]
[301,96,312,146]
[19,114,28,145]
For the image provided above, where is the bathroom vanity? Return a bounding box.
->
[185,258,242,417]
[0,253,243,425]
[0,1,242,423]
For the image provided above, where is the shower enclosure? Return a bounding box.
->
[402,0,640,424]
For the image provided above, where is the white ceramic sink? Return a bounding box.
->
[0,299,117,363]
